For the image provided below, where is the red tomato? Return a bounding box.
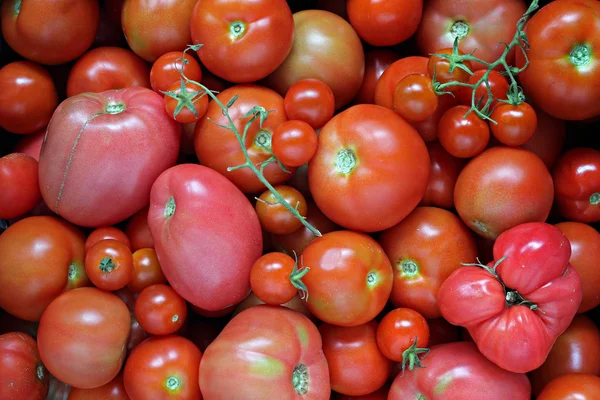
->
[301,231,393,327]
[0,0,99,65]
[13,130,45,161]
[489,102,537,146]
[84,239,133,291]
[121,0,196,62]
[555,222,600,313]
[412,93,457,143]
[438,222,582,373]
[284,79,335,130]
[164,81,209,124]
[393,74,438,122]
[0,153,41,220]
[427,49,473,90]
[320,321,392,396]
[68,373,128,400]
[150,52,202,95]
[419,141,466,209]
[389,341,531,399]
[124,335,202,400]
[336,385,389,400]
[129,248,167,293]
[38,287,131,389]
[191,0,294,83]
[309,104,430,232]
[537,373,600,400]
[256,186,308,235]
[0,332,49,400]
[0,216,88,322]
[38,87,180,228]
[427,318,461,347]
[552,148,600,223]
[438,106,490,158]
[85,227,131,253]
[134,284,187,336]
[376,308,429,363]
[233,292,315,322]
[456,70,509,109]
[0,61,58,134]
[125,206,154,251]
[520,109,566,170]
[516,0,600,121]
[250,252,303,305]
[194,85,291,194]
[454,147,554,239]
[417,0,527,71]
[272,120,318,167]
[200,305,330,399]
[266,10,365,109]
[353,50,399,105]
[374,56,428,110]
[148,164,262,311]
[378,206,478,319]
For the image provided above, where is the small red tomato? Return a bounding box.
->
[125,206,154,251]
[0,153,41,220]
[250,252,308,305]
[128,248,167,293]
[272,120,318,167]
[427,49,472,91]
[457,70,509,109]
[537,373,600,400]
[284,78,335,129]
[438,105,490,158]
[85,226,131,253]
[164,80,209,124]
[490,102,538,147]
[393,74,438,122]
[376,308,430,363]
[255,185,308,235]
[84,239,133,291]
[150,52,202,94]
[134,284,187,336]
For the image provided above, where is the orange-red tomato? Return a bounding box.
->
[255,186,308,235]
[427,48,472,91]
[419,141,466,209]
[150,52,202,94]
[284,79,335,130]
[0,153,41,220]
[250,252,300,305]
[376,308,430,363]
[134,284,187,336]
[438,105,490,159]
[68,373,129,400]
[85,226,131,253]
[128,248,167,293]
[85,239,133,292]
[490,103,538,147]
[272,120,318,167]
[537,373,600,400]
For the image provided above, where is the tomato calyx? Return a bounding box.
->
[450,20,470,41]
[164,375,182,393]
[289,256,310,300]
[105,102,126,115]
[590,192,600,205]
[99,257,116,273]
[66,262,88,291]
[570,44,592,68]
[400,338,430,376]
[164,196,176,218]
[162,79,207,120]
[229,21,247,39]
[334,148,357,175]
[292,363,309,395]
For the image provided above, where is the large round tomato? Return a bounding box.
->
[0,216,88,322]
[121,0,196,62]
[39,87,180,228]
[454,147,554,239]
[200,305,330,399]
[37,287,131,389]
[190,0,294,83]
[308,104,430,232]
[68,373,128,400]
[353,50,399,105]
[266,10,365,109]
[0,153,41,220]
[66,47,151,97]
[194,85,291,193]
[516,0,600,120]
[537,373,600,400]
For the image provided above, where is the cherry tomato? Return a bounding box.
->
[375,56,428,110]
[134,284,187,336]
[255,186,308,235]
[150,52,202,95]
[537,373,600,400]
[419,141,466,209]
[68,373,128,400]
[250,252,305,305]
[85,226,131,253]
[490,102,537,147]
[0,153,41,220]
[125,206,154,251]
[353,50,399,105]
[427,48,473,90]
[438,105,490,158]
[284,78,335,129]
[129,248,167,293]
[164,81,209,124]
[376,308,430,363]
[457,70,509,109]
[272,120,318,167]
[84,239,133,291]
[393,74,438,122]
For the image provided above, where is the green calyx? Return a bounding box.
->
[292,363,309,395]
[334,148,357,175]
[164,196,176,218]
[254,129,272,151]
[105,102,126,115]
[589,192,600,205]
[13,0,22,15]
[399,339,430,376]
[450,20,470,40]
[229,21,247,39]
[162,79,206,119]
[570,44,592,67]
[99,257,116,273]
[289,256,310,301]
[366,271,378,286]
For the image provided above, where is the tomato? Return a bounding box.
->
[552,148,600,223]
[427,318,461,347]
[454,147,554,239]
[0,153,41,220]
[0,216,88,322]
[309,104,430,232]
[272,120,318,167]
[39,87,180,228]
[376,308,429,363]
[379,206,478,319]
[125,206,154,251]
[233,292,315,322]
[38,287,130,389]
[266,10,365,109]
[419,141,466,209]
[148,164,262,311]
[0,0,99,65]
[256,186,308,235]
[438,105,490,158]
[84,239,133,291]
[250,252,304,305]
[353,50,399,105]
[164,81,209,124]
[0,332,49,400]
[555,222,600,313]
[85,227,131,253]
[194,85,291,193]
[129,248,167,293]
[124,335,202,400]
[516,0,600,121]
[489,102,537,146]
[393,74,438,122]
[301,231,393,327]
[457,70,509,109]
[134,284,187,336]
[416,0,527,71]
[537,373,600,400]
[68,373,128,400]
[0,61,58,135]
[529,315,600,396]
[121,0,196,62]
[13,130,45,161]
[374,56,428,110]
[150,52,202,95]
[520,109,565,170]
[200,305,330,399]
[427,49,473,90]
[389,341,531,399]
[336,385,389,400]
[284,79,335,130]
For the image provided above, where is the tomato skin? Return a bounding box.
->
[0,153,41,220]
[85,227,131,252]
[489,103,537,147]
[38,287,131,389]
[520,109,565,170]
[393,74,438,123]
[135,284,187,336]
[537,373,600,400]
[301,231,393,327]
[250,252,298,305]
[284,79,335,130]
[164,81,209,124]
[129,248,167,293]
[256,186,308,235]
[0,216,88,322]
[233,292,315,322]
[389,341,531,400]
[309,104,430,232]
[148,164,262,311]
[438,105,490,158]
[0,0,99,65]
[353,50,399,105]
[456,70,509,109]
[379,206,478,319]
[125,206,154,251]
[85,239,133,291]
[0,332,49,400]
[454,147,554,239]
[374,56,428,110]
[272,120,318,167]
[552,148,600,223]
[376,308,429,363]
[68,373,128,400]
[336,385,389,400]
[124,335,202,400]
[419,141,466,209]
[200,305,330,399]
[0,61,58,135]
[150,52,202,95]
[13,130,45,161]
[517,0,600,121]
[427,49,472,90]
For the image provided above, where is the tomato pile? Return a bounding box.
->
[1,0,599,399]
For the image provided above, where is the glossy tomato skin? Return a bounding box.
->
[284,79,335,130]
[552,148,600,223]
[250,252,298,305]
[37,287,131,389]
[39,87,180,228]
[437,105,490,158]
[392,74,438,123]
[134,284,187,336]
[353,50,399,105]
[84,239,133,291]
[538,373,600,400]
[148,164,262,311]
[129,248,167,293]
[0,0,99,65]
[389,342,531,400]
[0,332,49,400]
[0,61,58,134]
[454,147,554,239]
[374,56,428,110]
[376,308,429,362]
[85,227,131,252]
[272,120,318,167]
[309,104,430,232]
[194,85,291,193]
[301,231,393,327]
[256,185,308,235]
[517,0,600,120]
[419,141,466,209]
[438,222,582,373]
[150,52,202,95]
[68,373,128,400]
[0,153,41,220]
[66,47,151,97]
[379,206,478,319]
[457,70,509,108]
[490,103,537,147]
[124,335,202,400]
[125,206,154,251]
[200,305,330,400]
[0,216,88,322]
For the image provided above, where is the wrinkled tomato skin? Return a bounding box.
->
[0,153,42,220]
[125,206,154,251]
[419,141,466,209]
[520,109,566,170]
[68,373,128,400]
[537,373,600,400]
[0,332,49,400]
[353,50,399,105]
